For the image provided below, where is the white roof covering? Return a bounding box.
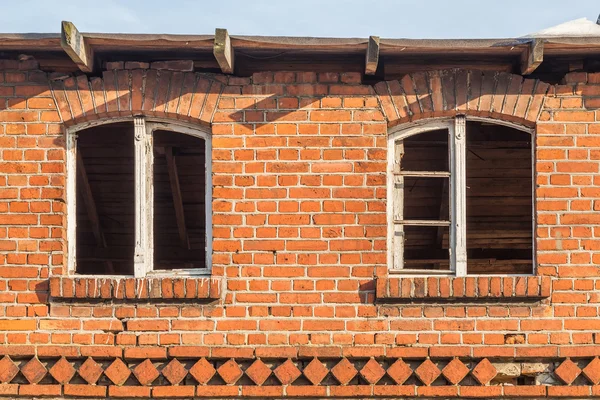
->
[525,17,600,38]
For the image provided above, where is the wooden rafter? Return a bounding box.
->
[213,28,234,74]
[520,39,543,75]
[76,152,114,273]
[61,21,94,72]
[365,36,380,75]
[165,147,190,249]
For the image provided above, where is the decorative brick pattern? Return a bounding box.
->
[0,356,597,397]
[245,359,272,386]
[273,359,302,385]
[0,356,19,384]
[442,358,470,385]
[374,69,549,127]
[49,69,225,127]
[330,358,358,385]
[303,358,329,385]
[471,358,497,385]
[161,358,188,385]
[189,358,216,385]
[48,357,75,384]
[386,359,413,385]
[49,276,222,300]
[555,358,581,385]
[360,358,386,384]
[377,276,552,300]
[217,359,243,385]
[20,358,47,384]
[414,359,441,385]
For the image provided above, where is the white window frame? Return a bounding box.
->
[387,116,535,276]
[66,117,212,278]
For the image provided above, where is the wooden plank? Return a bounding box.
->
[165,147,190,249]
[395,171,450,177]
[76,152,114,274]
[393,219,450,226]
[520,39,543,75]
[213,28,234,74]
[60,21,94,72]
[365,35,380,75]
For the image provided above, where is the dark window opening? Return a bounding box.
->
[466,121,533,274]
[76,123,135,275]
[403,226,450,271]
[153,130,207,270]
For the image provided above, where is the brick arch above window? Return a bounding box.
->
[374,69,551,129]
[48,70,226,127]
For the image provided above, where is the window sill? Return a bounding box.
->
[376,276,551,302]
[49,276,221,301]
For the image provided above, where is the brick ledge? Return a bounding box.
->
[49,276,221,300]
[0,354,596,398]
[376,276,551,301]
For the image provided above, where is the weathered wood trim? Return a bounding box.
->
[65,127,77,274]
[60,21,94,72]
[365,35,380,75]
[520,39,544,75]
[213,28,234,74]
[387,120,452,272]
[451,115,467,276]
[133,117,153,278]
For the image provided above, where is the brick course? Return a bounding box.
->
[2,60,600,397]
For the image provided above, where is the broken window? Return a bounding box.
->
[69,118,212,276]
[388,117,533,275]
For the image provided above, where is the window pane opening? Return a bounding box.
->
[76,123,135,275]
[401,129,449,172]
[153,130,207,270]
[403,176,449,221]
[466,121,533,274]
[402,225,450,271]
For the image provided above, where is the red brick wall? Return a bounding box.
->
[1,59,600,398]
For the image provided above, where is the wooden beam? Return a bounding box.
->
[76,152,114,273]
[520,39,543,75]
[365,36,380,75]
[213,28,234,74]
[165,147,190,249]
[60,21,94,73]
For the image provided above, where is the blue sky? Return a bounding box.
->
[1,0,599,38]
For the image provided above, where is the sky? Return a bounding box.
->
[1,0,599,38]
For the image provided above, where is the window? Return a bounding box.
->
[67,117,212,277]
[387,116,533,276]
